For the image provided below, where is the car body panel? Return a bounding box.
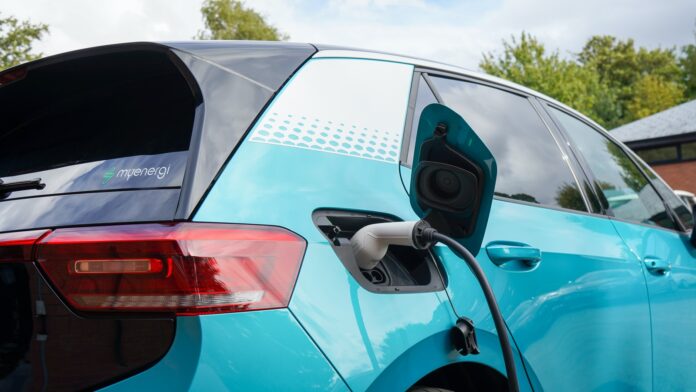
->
[194,53,533,387]
[405,163,653,390]
[194,120,534,392]
[0,189,180,232]
[100,310,347,392]
[610,219,696,390]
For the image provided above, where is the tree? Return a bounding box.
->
[0,13,48,71]
[681,25,696,100]
[480,32,612,126]
[480,33,687,129]
[578,35,684,127]
[626,74,684,120]
[196,0,287,41]
[682,43,696,99]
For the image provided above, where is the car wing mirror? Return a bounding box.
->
[409,103,497,256]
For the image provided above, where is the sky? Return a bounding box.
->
[3,0,696,70]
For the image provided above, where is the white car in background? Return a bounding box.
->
[675,190,696,209]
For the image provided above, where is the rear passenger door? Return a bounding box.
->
[401,73,653,391]
[546,105,696,391]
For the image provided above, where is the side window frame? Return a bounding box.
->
[404,67,592,214]
[542,101,687,233]
[400,72,441,167]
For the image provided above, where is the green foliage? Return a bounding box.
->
[682,43,696,99]
[196,0,287,41]
[480,33,606,118]
[626,74,684,120]
[0,13,48,71]
[578,35,684,127]
[481,32,691,129]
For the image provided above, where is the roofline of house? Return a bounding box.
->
[623,131,696,149]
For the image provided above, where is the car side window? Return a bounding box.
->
[427,76,587,212]
[549,106,677,230]
[631,153,694,231]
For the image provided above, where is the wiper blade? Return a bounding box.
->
[0,178,46,197]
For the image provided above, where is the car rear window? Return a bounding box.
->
[0,48,198,197]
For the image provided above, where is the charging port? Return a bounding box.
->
[313,209,446,293]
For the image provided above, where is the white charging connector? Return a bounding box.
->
[350,221,432,270]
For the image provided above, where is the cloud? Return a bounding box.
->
[2,0,695,69]
[2,0,201,55]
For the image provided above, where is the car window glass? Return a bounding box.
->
[549,107,676,230]
[406,76,438,164]
[428,76,586,212]
[631,154,694,231]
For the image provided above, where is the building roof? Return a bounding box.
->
[611,99,696,143]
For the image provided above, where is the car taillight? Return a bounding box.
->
[35,223,306,315]
[0,229,50,262]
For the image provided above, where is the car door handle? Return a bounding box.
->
[644,257,671,276]
[486,242,542,268]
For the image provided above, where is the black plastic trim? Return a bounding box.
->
[179,45,318,220]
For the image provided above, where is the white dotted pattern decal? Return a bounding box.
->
[250,112,402,162]
[247,58,414,163]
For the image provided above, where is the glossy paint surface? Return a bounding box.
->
[191,57,532,390]
[407,162,653,390]
[195,140,532,391]
[168,41,315,91]
[152,55,660,391]
[0,189,180,233]
[452,198,653,391]
[0,152,187,199]
[610,220,696,390]
[100,310,346,392]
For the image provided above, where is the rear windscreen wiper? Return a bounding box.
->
[0,178,46,197]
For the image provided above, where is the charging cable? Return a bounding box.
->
[351,220,519,392]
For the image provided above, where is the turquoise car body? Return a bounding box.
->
[102,50,695,391]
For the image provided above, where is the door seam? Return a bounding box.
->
[608,220,655,392]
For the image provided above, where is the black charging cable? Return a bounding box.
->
[417,227,520,392]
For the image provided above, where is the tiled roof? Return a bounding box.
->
[611,99,696,142]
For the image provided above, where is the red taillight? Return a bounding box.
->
[0,230,50,262]
[35,223,306,315]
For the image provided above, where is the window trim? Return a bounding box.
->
[527,97,593,212]
[399,71,423,166]
[540,101,612,215]
[407,68,591,213]
[542,101,687,234]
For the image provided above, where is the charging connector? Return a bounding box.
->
[350,220,520,392]
[350,220,432,270]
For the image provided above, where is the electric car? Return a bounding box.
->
[1,41,694,392]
